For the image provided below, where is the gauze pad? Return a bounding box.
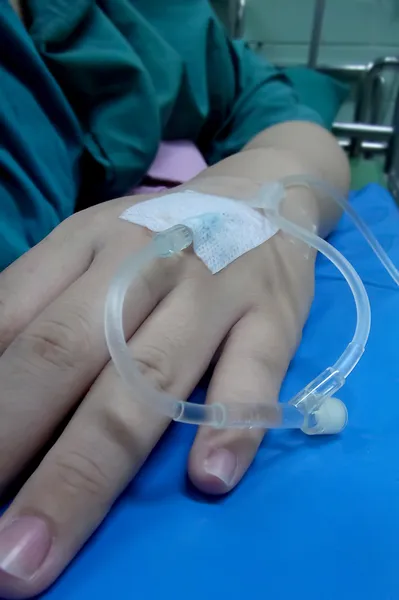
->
[120,190,278,273]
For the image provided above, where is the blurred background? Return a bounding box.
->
[212,0,399,197]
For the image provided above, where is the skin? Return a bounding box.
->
[0,116,350,598]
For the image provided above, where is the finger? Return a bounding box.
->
[0,269,244,598]
[0,194,154,353]
[0,230,179,488]
[189,308,297,494]
[0,385,170,599]
[0,215,95,353]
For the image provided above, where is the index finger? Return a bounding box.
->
[0,194,153,353]
[0,217,94,353]
[0,229,180,489]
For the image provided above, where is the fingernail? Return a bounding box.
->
[0,516,52,581]
[204,449,237,486]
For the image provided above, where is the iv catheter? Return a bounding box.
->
[104,175,399,435]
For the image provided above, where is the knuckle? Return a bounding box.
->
[55,450,110,500]
[45,214,83,250]
[59,211,89,235]
[258,308,298,363]
[100,397,168,465]
[253,287,302,345]
[137,258,166,302]
[91,206,148,247]
[133,343,173,393]
[21,309,91,370]
[48,214,96,263]
[89,207,116,240]
[0,319,16,356]
[276,295,305,346]
[181,255,211,283]
[0,286,20,354]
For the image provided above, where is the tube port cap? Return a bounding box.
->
[302,397,348,435]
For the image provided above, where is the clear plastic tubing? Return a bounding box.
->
[282,174,399,287]
[105,176,399,435]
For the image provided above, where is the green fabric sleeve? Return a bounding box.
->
[26,0,328,198]
[204,40,325,164]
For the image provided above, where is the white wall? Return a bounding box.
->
[244,0,399,66]
[243,0,399,124]
[211,0,399,123]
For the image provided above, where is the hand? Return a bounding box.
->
[0,180,315,598]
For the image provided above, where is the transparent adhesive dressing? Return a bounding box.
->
[105,175,399,435]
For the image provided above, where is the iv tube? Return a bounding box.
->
[104,177,399,434]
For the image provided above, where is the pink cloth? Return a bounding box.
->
[132,140,207,194]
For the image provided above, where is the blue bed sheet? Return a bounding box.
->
[37,184,399,599]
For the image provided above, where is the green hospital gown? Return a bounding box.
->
[27,0,324,196]
[0,0,323,269]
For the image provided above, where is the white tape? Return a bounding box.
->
[120,190,278,274]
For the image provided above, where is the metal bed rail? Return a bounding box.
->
[227,0,399,198]
[334,123,392,155]
[388,88,399,201]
